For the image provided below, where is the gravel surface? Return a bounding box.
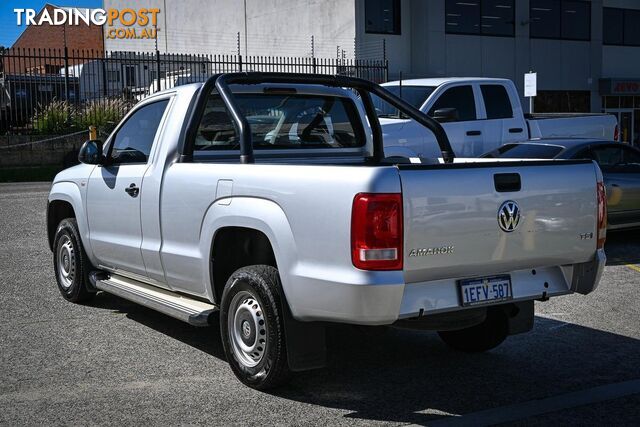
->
[0,182,638,426]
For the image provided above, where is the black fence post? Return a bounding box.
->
[384,60,389,83]
[63,46,70,101]
[102,56,108,98]
[238,54,243,72]
[155,49,162,92]
[383,39,386,63]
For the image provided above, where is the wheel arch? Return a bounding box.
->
[47,182,93,261]
[202,198,326,372]
[47,199,75,251]
[200,197,298,307]
[209,226,278,304]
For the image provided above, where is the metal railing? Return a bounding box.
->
[0,48,388,137]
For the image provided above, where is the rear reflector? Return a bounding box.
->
[351,193,403,270]
[597,181,607,249]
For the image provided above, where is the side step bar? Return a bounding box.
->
[92,273,217,326]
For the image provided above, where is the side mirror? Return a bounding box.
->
[432,108,459,123]
[78,140,104,165]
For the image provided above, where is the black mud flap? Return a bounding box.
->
[280,295,327,372]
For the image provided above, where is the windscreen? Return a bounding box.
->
[372,85,436,118]
[193,93,365,152]
[483,143,564,159]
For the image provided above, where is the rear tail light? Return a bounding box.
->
[351,193,403,270]
[596,181,607,249]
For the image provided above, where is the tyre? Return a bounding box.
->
[52,218,95,303]
[220,265,291,390]
[437,307,508,353]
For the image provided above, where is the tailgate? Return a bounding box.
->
[527,115,616,139]
[400,161,599,284]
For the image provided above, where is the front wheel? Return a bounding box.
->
[220,265,291,390]
[52,218,95,303]
[437,308,508,353]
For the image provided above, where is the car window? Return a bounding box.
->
[483,143,563,159]
[481,85,513,119]
[372,85,436,117]
[193,93,365,154]
[428,85,476,122]
[109,100,169,164]
[588,145,640,172]
[621,146,640,165]
[573,148,591,159]
[589,146,626,171]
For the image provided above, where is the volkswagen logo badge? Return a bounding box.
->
[498,200,521,232]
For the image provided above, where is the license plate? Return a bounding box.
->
[458,275,512,307]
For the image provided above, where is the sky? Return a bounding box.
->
[0,0,102,47]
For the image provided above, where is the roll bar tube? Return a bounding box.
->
[181,72,455,164]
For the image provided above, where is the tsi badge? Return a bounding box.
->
[498,200,521,232]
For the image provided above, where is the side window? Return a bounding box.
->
[590,146,625,171]
[622,146,640,165]
[428,85,476,122]
[194,97,237,151]
[193,93,366,156]
[573,148,592,159]
[109,100,169,164]
[481,85,513,119]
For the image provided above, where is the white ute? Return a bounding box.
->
[375,77,617,158]
[47,73,607,390]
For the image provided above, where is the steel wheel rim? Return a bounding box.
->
[228,289,267,368]
[57,235,75,290]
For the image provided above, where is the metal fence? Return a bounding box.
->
[0,48,388,137]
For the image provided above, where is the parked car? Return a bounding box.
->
[374,77,618,159]
[47,73,606,390]
[482,139,640,230]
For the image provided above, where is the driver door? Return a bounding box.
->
[86,99,169,276]
[425,84,483,157]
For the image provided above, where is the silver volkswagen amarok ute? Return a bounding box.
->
[47,73,606,389]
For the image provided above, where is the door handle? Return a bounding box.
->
[125,183,139,198]
[509,127,524,133]
[466,130,482,136]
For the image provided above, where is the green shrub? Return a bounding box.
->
[31,100,75,134]
[30,98,135,136]
[74,98,134,132]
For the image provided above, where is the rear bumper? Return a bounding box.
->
[288,250,605,326]
[397,265,573,320]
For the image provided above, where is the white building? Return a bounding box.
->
[103,0,640,144]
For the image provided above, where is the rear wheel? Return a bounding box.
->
[53,218,95,303]
[220,265,290,390]
[437,308,508,353]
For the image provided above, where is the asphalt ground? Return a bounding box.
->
[0,182,639,426]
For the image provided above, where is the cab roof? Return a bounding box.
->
[382,77,511,87]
